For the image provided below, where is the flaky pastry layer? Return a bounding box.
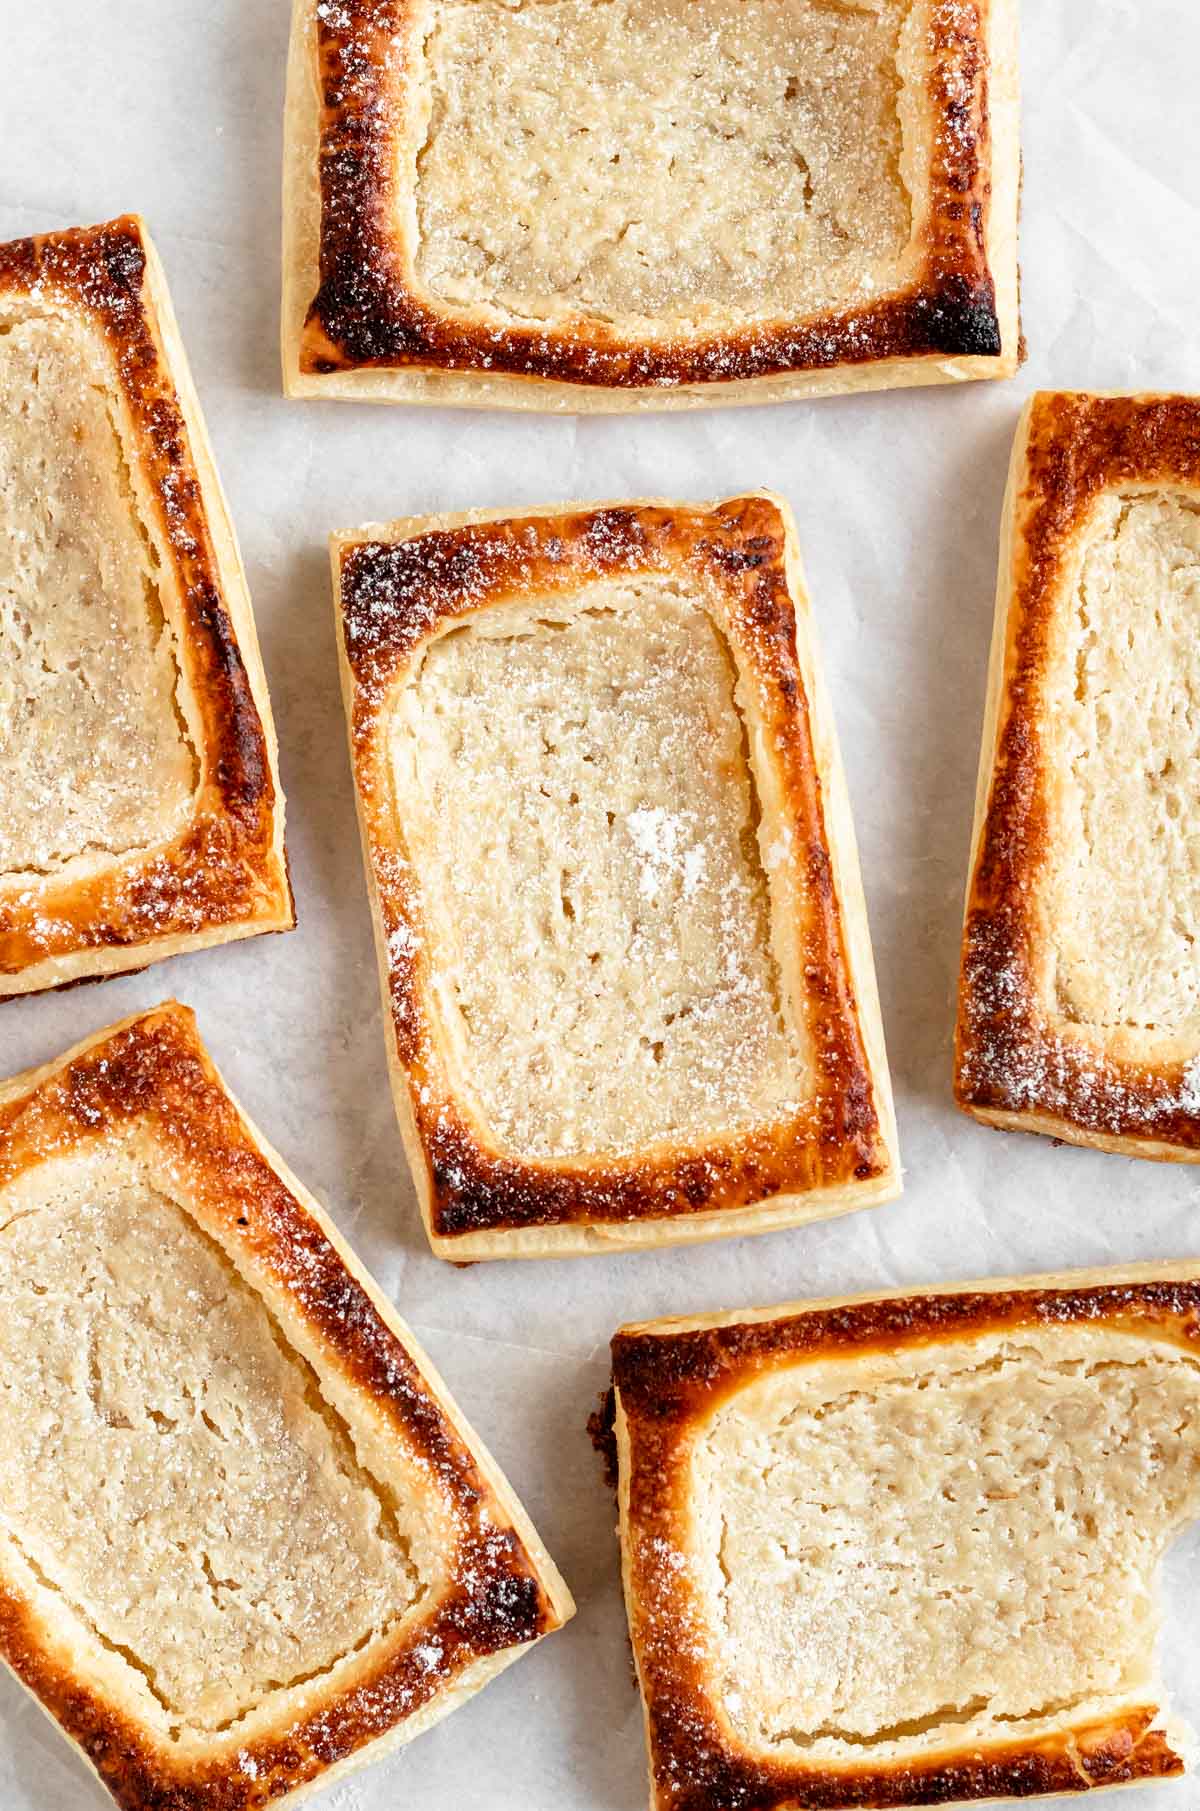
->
[956,390,1200,1160]
[0,1004,572,1810]
[0,216,293,999]
[283,0,1021,409]
[331,493,899,1258]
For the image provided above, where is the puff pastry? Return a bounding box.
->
[331,493,899,1259]
[282,0,1021,410]
[0,216,292,999]
[956,390,1200,1160]
[612,1264,1200,1810]
[0,1003,573,1811]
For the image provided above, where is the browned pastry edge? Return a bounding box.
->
[0,217,291,985]
[613,1277,1200,1810]
[0,1003,561,1811]
[336,495,892,1240]
[299,0,1003,387]
[955,391,1200,1148]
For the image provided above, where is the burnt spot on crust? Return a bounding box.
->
[0,217,289,986]
[186,580,271,824]
[0,216,148,322]
[956,393,1200,1145]
[336,497,892,1239]
[909,273,1002,359]
[301,0,1005,388]
[97,221,146,298]
[698,531,779,581]
[615,1279,1197,1811]
[587,1387,619,1492]
[0,1004,560,1811]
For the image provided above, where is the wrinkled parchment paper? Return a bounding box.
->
[2,3,1199,1806]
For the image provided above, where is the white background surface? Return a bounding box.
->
[1,3,1199,1807]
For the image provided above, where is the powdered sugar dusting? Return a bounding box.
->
[960,936,1200,1144]
[384,575,806,1158]
[686,1333,1200,1753]
[413,0,911,327]
[0,1168,422,1734]
[0,1008,560,1797]
[0,308,197,876]
[626,807,706,904]
[309,0,1003,388]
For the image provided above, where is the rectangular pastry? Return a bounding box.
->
[611,1265,1200,1810]
[0,1003,573,1811]
[956,390,1200,1159]
[332,493,899,1259]
[282,0,1021,410]
[0,216,292,999]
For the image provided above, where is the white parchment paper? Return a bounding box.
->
[1,3,1199,1806]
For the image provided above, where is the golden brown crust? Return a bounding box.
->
[955,390,1200,1155]
[0,217,293,998]
[0,1004,569,1811]
[613,1272,1200,1810]
[295,0,1011,398]
[334,495,896,1255]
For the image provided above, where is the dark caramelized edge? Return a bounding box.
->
[613,1276,1200,1810]
[955,391,1200,1146]
[298,0,1004,387]
[337,495,892,1238]
[0,1004,561,1810]
[0,217,290,984]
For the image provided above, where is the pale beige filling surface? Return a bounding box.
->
[412,0,912,325]
[1047,492,1200,1036]
[0,1169,422,1734]
[690,1332,1200,1756]
[0,311,196,874]
[389,581,805,1158]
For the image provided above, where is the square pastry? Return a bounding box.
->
[957,390,1200,1160]
[0,1003,572,1811]
[611,1266,1200,1810]
[0,216,292,999]
[332,494,898,1259]
[283,0,1021,410]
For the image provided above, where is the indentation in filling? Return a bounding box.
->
[0,1174,423,1735]
[389,582,806,1158]
[0,311,197,874]
[690,1335,1200,1753]
[1049,491,1200,1035]
[411,0,912,323]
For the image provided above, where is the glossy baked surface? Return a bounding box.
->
[613,1268,1200,1808]
[283,0,1020,407]
[332,494,899,1257]
[0,1004,572,1810]
[957,390,1200,1159]
[0,217,293,999]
